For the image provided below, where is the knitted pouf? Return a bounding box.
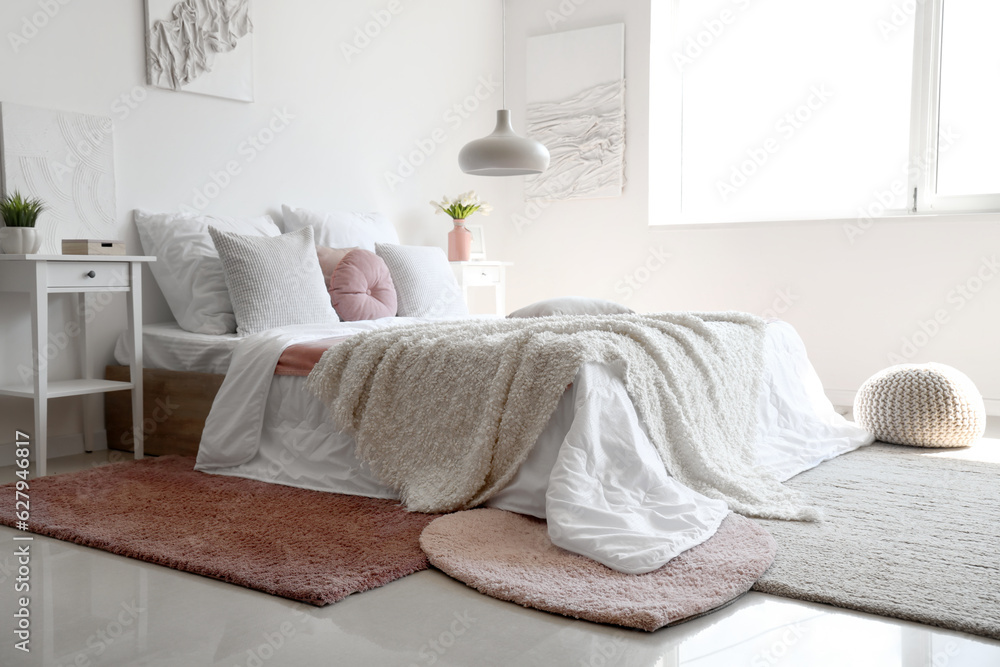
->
[854,363,986,448]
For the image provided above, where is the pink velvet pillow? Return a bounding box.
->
[317,246,353,284]
[329,249,397,321]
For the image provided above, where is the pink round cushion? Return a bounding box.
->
[329,249,397,321]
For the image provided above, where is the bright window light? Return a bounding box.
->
[677,0,914,222]
[936,0,1000,197]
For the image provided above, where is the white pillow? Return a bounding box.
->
[375,244,468,318]
[508,297,634,318]
[281,205,399,251]
[208,226,339,336]
[134,210,282,334]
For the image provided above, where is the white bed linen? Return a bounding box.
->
[191,318,873,574]
[755,321,874,479]
[118,316,860,487]
[543,361,730,574]
[115,322,240,375]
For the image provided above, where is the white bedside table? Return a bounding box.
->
[0,255,155,476]
[450,261,513,316]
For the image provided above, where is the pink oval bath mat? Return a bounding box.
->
[420,508,776,631]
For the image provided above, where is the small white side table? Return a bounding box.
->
[0,255,155,476]
[450,261,513,316]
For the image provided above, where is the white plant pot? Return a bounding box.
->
[0,227,42,254]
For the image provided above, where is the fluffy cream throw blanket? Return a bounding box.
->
[307,312,817,520]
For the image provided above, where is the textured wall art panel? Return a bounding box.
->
[0,103,117,253]
[145,0,254,102]
[525,24,626,201]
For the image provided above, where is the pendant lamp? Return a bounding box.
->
[458,1,550,176]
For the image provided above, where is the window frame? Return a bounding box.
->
[651,0,1000,226]
[911,0,1000,213]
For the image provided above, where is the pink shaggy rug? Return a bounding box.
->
[0,457,438,605]
[420,509,777,631]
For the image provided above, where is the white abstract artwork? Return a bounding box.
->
[525,24,626,201]
[145,0,254,102]
[0,103,117,253]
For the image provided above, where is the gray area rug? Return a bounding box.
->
[753,443,1000,640]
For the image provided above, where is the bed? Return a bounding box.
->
[114,316,873,573]
[117,206,873,575]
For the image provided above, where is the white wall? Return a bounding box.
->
[1,0,996,459]
[0,0,510,453]
[493,0,1000,411]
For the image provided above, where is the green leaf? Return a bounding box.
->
[0,191,45,228]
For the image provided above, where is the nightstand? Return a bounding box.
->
[450,261,513,316]
[0,255,155,476]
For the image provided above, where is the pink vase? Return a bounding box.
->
[448,219,473,261]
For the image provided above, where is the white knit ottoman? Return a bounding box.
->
[854,363,986,448]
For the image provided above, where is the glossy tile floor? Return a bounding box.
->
[2,429,999,667]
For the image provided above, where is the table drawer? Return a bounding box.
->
[463,265,501,286]
[47,262,130,289]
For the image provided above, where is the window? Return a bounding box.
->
[919,0,1000,210]
[650,0,1000,224]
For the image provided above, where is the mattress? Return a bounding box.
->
[115,317,444,375]
[114,322,240,375]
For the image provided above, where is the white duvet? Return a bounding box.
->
[184,318,872,575]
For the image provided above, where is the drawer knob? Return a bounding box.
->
[86,270,96,278]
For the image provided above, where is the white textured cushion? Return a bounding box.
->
[375,243,468,318]
[134,210,281,334]
[281,205,399,251]
[508,297,633,319]
[208,226,339,336]
[853,363,986,448]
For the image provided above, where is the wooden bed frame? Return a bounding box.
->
[105,366,224,457]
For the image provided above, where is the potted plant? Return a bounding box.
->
[430,191,492,261]
[0,191,45,254]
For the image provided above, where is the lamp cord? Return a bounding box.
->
[502,0,506,109]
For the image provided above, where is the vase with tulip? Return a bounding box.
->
[430,191,493,262]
